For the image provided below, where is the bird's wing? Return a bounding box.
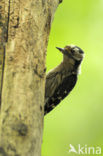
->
[45,74,77,115]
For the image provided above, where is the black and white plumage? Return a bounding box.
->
[44,45,84,115]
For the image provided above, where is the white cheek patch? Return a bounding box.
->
[82,53,85,58]
[73,47,79,53]
[77,64,81,75]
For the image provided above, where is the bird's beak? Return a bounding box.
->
[56,47,65,54]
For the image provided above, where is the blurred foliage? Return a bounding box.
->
[42,0,103,156]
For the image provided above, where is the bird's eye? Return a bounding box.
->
[71,49,75,54]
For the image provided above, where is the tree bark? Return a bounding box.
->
[0,0,62,155]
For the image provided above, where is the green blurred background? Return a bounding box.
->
[42,0,103,156]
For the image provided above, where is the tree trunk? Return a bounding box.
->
[0,0,62,155]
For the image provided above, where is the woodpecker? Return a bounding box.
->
[44,45,84,115]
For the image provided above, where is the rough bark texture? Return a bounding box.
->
[0,0,62,155]
[0,0,8,105]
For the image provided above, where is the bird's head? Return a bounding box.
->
[56,45,84,61]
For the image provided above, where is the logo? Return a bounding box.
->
[68,144,102,155]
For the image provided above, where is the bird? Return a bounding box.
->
[44,45,84,115]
